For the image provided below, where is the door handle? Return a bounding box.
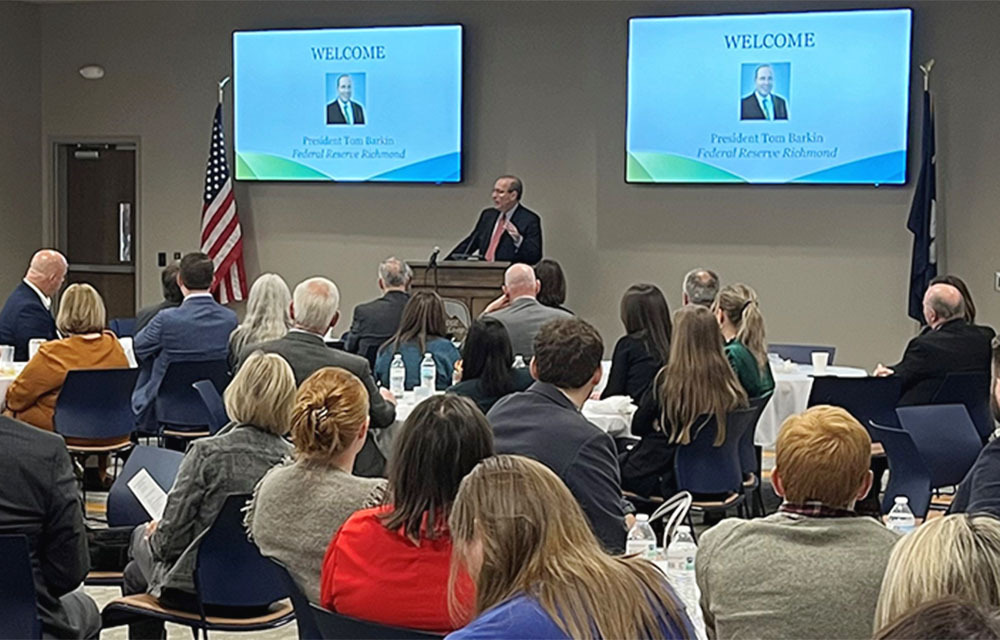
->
[118,202,132,262]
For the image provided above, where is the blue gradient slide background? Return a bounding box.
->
[234,25,462,182]
[627,10,912,184]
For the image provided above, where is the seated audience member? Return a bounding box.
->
[345,256,412,357]
[534,258,573,314]
[622,305,748,498]
[482,263,571,357]
[134,262,182,333]
[446,455,694,639]
[228,273,291,368]
[682,267,719,307]
[875,283,993,405]
[950,338,1000,518]
[713,283,775,398]
[696,405,898,640]
[929,274,995,338]
[874,597,1000,640]
[488,317,629,554]
[245,277,395,430]
[602,283,672,400]
[0,413,99,639]
[374,290,459,391]
[447,317,533,414]
[0,249,67,360]
[321,395,493,633]
[875,513,1000,630]
[131,252,238,426]
[249,366,386,603]
[123,352,295,636]
[6,283,129,487]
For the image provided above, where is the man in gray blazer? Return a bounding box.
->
[483,263,572,357]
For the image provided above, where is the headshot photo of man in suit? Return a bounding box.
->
[327,73,366,125]
[741,64,788,121]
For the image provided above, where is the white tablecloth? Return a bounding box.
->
[755,364,869,447]
[0,362,27,403]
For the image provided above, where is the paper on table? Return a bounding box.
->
[127,468,168,520]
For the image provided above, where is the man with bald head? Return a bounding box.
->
[0,250,68,360]
[875,283,992,405]
[482,263,572,357]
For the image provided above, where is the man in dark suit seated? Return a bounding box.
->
[326,74,366,125]
[132,252,239,427]
[345,257,411,358]
[740,64,788,121]
[0,414,100,638]
[875,283,992,405]
[134,261,183,333]
[447,175,542,265]
[0,249,67,360]
[950,338,1000,519]
[487,317,629,554]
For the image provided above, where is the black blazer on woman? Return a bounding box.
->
[601,333,664,401]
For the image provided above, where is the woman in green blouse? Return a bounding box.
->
[714,284,775,399]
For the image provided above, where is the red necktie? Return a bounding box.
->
[484,213,507,261]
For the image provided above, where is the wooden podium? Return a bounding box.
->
[408,260,508,318]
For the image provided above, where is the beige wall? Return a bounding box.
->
[34,0,1000,365]
[0,2,41,296]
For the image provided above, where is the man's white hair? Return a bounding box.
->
[293,277,340,333]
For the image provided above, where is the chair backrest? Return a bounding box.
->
[192,380,230,435]
[109,317,137,338]
[270,560,321,640]
[53,368,140,440]
[0,535,42,639]
[195,494,290,609]
[363,343,380,370]
[807,376,903,435]
[107,445,184,527]
[310,605,442,640]
[769,343,836,365]
[156,360,231,428]
[896,404,984,489]
[739,394,773,478]
[932,372,993,442]
[870,421,932,517]
[675,407,757,495]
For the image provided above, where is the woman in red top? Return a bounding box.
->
[320,394,493,633]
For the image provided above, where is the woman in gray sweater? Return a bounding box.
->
[248,366,386,603]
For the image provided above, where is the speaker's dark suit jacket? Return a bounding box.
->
[487,381,627,553]
[0,282,57,361]
[741,93,788,120]
[0,415,90,638]
[345,290,410,358]
[891,318,993,405]
[326,100,366,125]
[447,204,543,265]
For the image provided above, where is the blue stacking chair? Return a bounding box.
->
[109,317,137,338]
[932,372,993,443]
[156,359,231,443]
[271,561,322,640]
[192,380,230,435]
[310,606,442,640]
[870,421,932,517]
[739,394,773,517]
[896,404,984,492]
[807,376,903,433]
[102,494,294,634]
[675,407,758,520]
[106,445,184,528]
[0,535,42,639]
[768,343,836,365]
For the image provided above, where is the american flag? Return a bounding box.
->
[200,103,247,304]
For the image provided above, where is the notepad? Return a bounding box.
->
[127,468,168,520]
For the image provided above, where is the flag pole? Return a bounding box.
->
[217,76,230,104]
[919,59,934,91]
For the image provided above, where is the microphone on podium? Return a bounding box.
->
[427,246,441,291]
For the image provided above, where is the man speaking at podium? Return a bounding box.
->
[447,175,542,265]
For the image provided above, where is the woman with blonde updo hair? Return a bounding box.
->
[248,366,386,603]
[713,283,774,398]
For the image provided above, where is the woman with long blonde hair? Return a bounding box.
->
[228,273,291,366]
[874,513,1000,632]
[621,305,747,497]
[713,283,774,398]
[447,455,692,639]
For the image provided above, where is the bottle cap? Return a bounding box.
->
[676,525,691,533]
[636,513,649,522]
[895,496,909,504]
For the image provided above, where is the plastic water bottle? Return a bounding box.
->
[513,354,527,369]
[626,514,657,558]
[415,352,436,400]
[666,526,699,613]
[886,496,917,534]
[389,354,406,397]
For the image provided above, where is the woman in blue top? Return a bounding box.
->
[446,455,694,640]
[375,291,459,391]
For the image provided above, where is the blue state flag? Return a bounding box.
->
[907,88,937,322]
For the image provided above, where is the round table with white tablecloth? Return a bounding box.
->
[755,364,869,447]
